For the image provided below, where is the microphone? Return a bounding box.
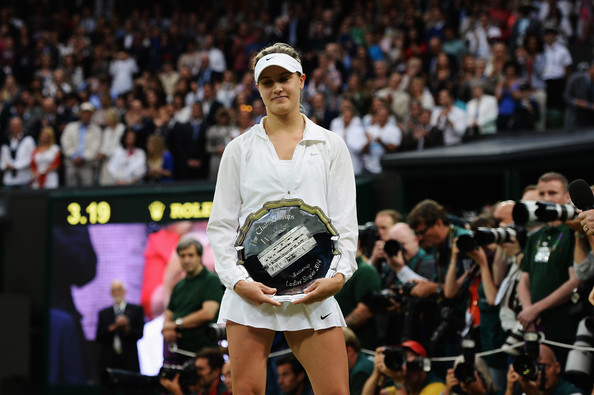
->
[569,179,594,211]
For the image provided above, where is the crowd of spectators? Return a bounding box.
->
[1,0,594,188]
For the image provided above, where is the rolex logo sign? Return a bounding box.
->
[149,201,166,222]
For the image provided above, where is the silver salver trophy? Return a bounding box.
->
[235,198,341,303]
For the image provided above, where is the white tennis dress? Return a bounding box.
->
[207,115,358,331]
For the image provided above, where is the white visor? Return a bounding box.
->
[254,53,303,82]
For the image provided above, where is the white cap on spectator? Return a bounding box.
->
[254,53,303,83]
[79,102,95,112]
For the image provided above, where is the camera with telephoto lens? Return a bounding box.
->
[454,338,477,385]
[382,346,429,372]
[564,316,594,394]
[512,332,542,381]
[456,226,525,253]
[512,201,578,227]
[102,358,198,392]
[206,323,227,342]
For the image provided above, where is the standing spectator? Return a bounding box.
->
[60,102,102,187]
[168,102,209,180]
[145,134,173,183]
[495,60,538,131]
[177,39,201,76]
[203,34,227,74]
[97,108,126,186]
[563,60,594,129]
[201,83,224,128]
[109,49,139,97]
[0,116,35,188]
[161,238,222,364]
[542,24,573,118]
[309,92,339,130]
[205,108,236,181]
[509,0,542,53]
[363,105,401,175]
[330,98,367,176]
[158,60,180,102]
[466,12,503,59]
[95,280,144,374]
[123,99,155,151]
[31,126,61,189]
[107,130,146,185]
[376,72,411,125]
[517,172,580,365]
[429,89,467,146]
[465,79,499,138]
[401,104,435,151]
[516,34,547,131]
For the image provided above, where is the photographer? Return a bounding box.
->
[505,344,586,395]
[368,209,403,285]
[361,341,445,395]
[159,348,229,395]
[517,172,581,365]
[442,356,495,395]
[335,232,382,350]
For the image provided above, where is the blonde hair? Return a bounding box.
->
[40,126,56,146]
[147,134,166,167]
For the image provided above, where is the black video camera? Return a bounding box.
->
[102,358,198,393]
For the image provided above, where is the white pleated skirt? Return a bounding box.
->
[217,289,346,331]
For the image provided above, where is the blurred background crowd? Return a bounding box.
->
[1,0,594,189]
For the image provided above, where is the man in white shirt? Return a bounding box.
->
[109,50,138,97]
[465,79,499,136]
[330,98,367,176]
[430,89,467,146]
[0,116,36,188]
[542,24,572,113]
[363,105,401,174]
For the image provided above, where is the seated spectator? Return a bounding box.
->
[145,134,173,183]
[343,327,374,395]
[0,116,36,188]
[107,130,146,185]
[31,126,61,189]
